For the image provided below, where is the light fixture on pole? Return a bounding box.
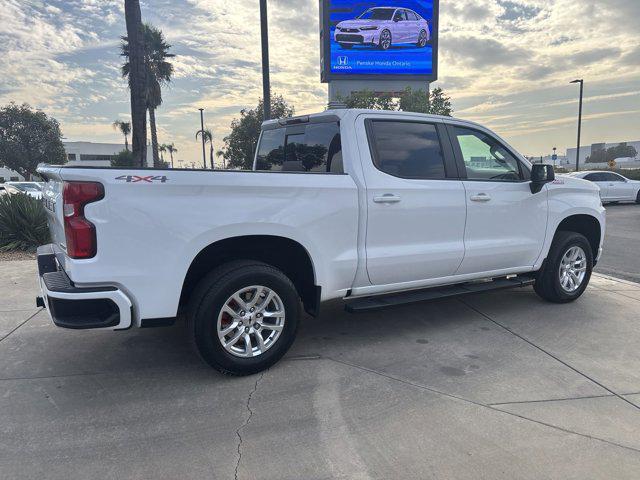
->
[570,79,584,172]
[260,0,271,121]
[198,108,207,169]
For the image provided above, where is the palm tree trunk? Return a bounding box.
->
[124,0,147,167]
[125,135,129,152]
[210,144,214,169]
[170,151,174,168]
[149,107,160,166]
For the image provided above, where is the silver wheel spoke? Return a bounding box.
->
[224,329,244,348]
[243,333,253,357]
[260,323,283,332]
[255,332,266,352]
[220,321,239,337]
[262,309,284,318]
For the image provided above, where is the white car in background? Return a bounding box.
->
[335,7,430,50]
[5,181,43,199]
[568,171,640,204]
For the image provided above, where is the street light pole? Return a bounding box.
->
[570,79,583,172]
[260,0,271,121]
[198,108,207,169]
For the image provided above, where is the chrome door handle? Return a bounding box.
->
[373,194,402,204]
[470,193,491,202]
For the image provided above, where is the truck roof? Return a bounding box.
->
[261,109,485,130]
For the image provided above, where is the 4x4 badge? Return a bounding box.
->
[115,175,169,183]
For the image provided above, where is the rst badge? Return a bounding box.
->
[115,175,169,183]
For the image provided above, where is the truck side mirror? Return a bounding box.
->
[530,164,555,194]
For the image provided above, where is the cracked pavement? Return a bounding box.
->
[2,260,640,479]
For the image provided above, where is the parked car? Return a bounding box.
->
[567,171,640,204]
[5,181,43,199]
[335,7,430,50]
[36,109,605,375]
[0,184,24,196]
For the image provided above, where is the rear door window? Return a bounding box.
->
[367,120,447,179]
[255,122,342,173]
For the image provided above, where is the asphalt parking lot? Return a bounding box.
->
[595,203,640,283]
[2,259,640,479]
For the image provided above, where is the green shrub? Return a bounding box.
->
[111,149,136,167]
[0,193,50,251]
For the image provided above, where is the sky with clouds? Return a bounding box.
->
[0,0,638,165]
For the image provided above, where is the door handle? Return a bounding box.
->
[470,193,491,202]
[373,194,402,204]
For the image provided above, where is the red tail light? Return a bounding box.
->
[63,181,104,259]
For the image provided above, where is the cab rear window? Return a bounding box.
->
[255,122,343,173]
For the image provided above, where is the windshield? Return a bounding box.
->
[357,8,395,20]
[9,183,42,192]
[9,183,41,192]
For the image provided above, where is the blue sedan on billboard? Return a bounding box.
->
[334,6,430,50]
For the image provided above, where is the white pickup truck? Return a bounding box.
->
[37,109,605,375]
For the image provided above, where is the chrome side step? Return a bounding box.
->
[344,276,536,313]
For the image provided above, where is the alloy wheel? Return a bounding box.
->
[558,246,587,293]
[380,30,391,49]
[217,285,286,358]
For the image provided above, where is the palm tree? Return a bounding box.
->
[123,0,147,167]
[112,120,131,151]
[122,24,174,166]
[216,149,226,169]
[165,143,177,168]
[159,143,167,164]
[196,129,215,169]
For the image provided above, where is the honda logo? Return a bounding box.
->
[337,56,349,66]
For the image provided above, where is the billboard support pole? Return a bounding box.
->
[260,0,271,121]
[570,79,583,172]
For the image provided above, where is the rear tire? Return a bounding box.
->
[635,190,640,204]
[187,260,301,375]
[534,231,593,303]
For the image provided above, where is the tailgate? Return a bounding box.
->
[37,165,66,254]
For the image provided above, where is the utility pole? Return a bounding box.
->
[199,108,207,169]
[260,0,271,120]
[570,79,584,172]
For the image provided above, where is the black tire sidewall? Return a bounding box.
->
[192,267,300,374]
[545,233,593,302]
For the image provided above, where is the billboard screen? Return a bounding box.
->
[320,0,438,82]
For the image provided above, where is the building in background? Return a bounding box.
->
[566,140,640,171]
[1,142,154,181]
[64,142,154,167]
[0,167,25,183]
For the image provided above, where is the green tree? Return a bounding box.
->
[339,87,453,116]
[112,120,131,151]
[122,24,175,167]
[110,149,136,167]
[196,128,215,169]
[586,143,638,164]
[123,0,147,167]
[0,103,66,179]
[339,89,396,110]
[219,95,294,170]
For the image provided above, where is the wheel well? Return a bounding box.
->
[556,215,601,258]
[179,235,319,316]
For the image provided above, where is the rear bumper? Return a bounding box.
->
[36,244,132,330]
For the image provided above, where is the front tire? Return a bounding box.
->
[534,231,593,303]
[416,29,428,48]
[635,190,640,204]
[187,260,301,375]
[378,29,391,50]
